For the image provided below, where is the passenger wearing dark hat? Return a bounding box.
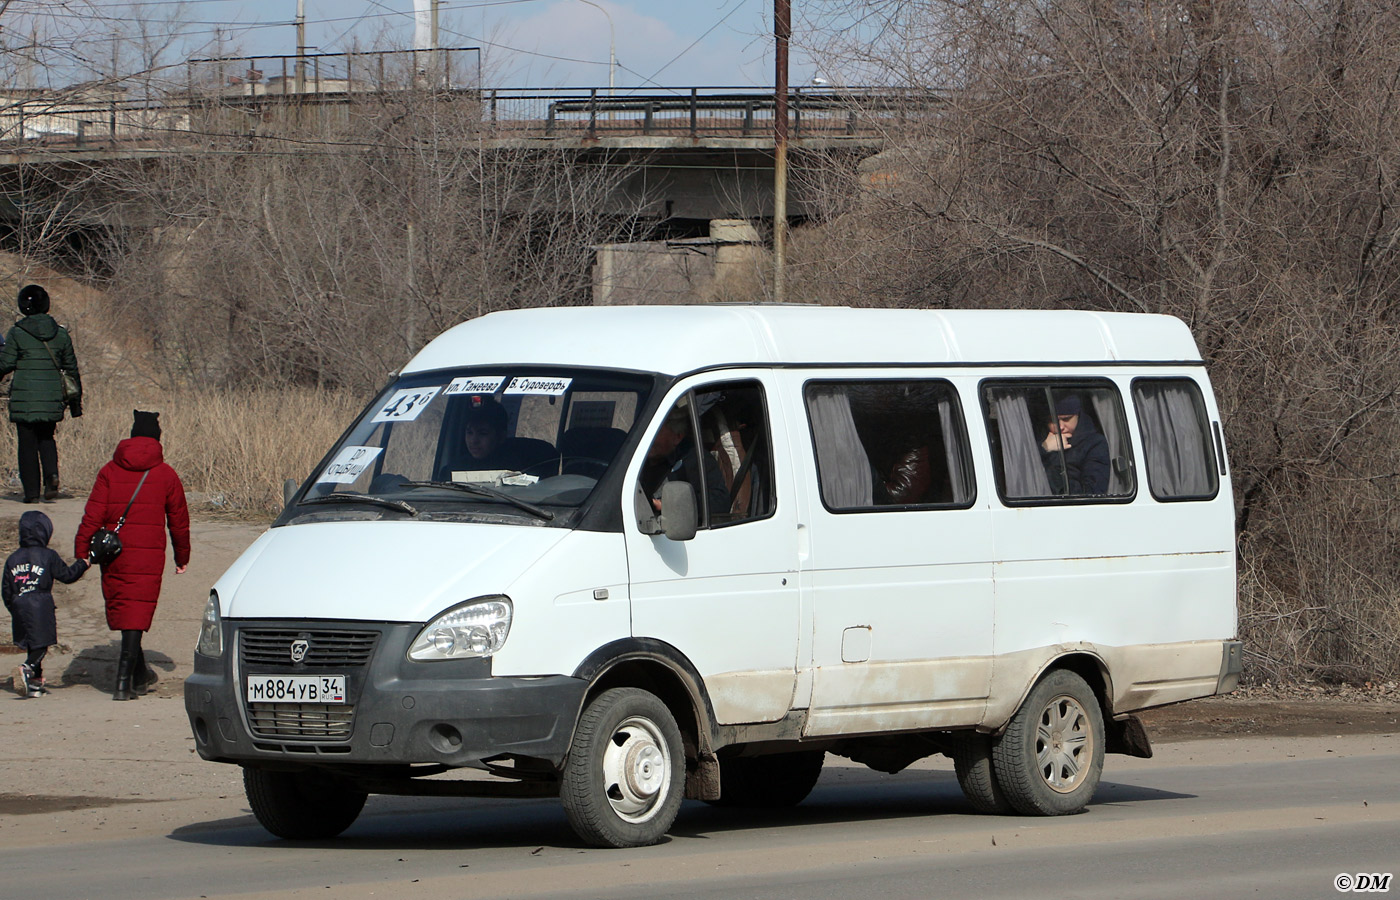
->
[5,509,89,697]
[0,283,82,503]
[131,410,161,440]
[17,284,49,315]
[1040,394,1110,495]
[76,409,191,701]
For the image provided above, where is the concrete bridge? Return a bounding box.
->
[0,52,936,302]
[1,46,935,222]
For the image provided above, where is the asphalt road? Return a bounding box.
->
[2,500,1396,899]
[2,730,1395,900]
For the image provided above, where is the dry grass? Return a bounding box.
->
[0,385,364,515]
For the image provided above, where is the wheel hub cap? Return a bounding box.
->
[601,716,671,822]
[1036,695,1092,794]
[624,743,664,798]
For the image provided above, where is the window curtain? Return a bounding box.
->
[1136,382,1215,497]
[1088,391,1130,495]
[990,390,1052,498]
[937,397,973,504]
[808,387,873,508]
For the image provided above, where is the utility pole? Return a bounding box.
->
[295,0,307,94]
[431,0,441,85]
[413,0,443,86]
[773,0,791,303]
[576,0,615,96]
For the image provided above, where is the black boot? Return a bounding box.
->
[113,652,136,701]
[114,631,141,701]
[131,647,153,694]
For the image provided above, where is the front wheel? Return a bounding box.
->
[560,687,686,848]
[243,767,367,839]
[991,669,1104,816]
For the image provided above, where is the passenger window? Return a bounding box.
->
[637,381,774,530]
[804,380,975,511]
[983,381,1134,502]
[1132,378,1219,501]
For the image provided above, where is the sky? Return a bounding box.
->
[0,1,842,91]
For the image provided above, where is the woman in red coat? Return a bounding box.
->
[76,410,191,700]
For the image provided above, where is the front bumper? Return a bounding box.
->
[184,619,587,769]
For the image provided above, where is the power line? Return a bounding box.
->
[27,1,624,70]
[4,1,765,86]
[632,0,747,90]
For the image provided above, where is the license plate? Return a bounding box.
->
[246,675,347,704]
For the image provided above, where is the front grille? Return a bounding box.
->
[238,627,380,743]
[247,703,355,739]
[239,629,378,668]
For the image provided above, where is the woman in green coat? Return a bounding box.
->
[0,285,82,503]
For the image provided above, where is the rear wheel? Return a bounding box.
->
[243,767,367,839]
[952,733,1011,814]
[560,688,686,848]
[992,669,1104,816]
[711,750,825,808]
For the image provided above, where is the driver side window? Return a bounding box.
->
[636,381,774,531]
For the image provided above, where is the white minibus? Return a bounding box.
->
[185,305,1240,848]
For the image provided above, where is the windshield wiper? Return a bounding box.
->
[300,492,419,517]
[397,480,554,521]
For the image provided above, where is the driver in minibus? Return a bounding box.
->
[450,397,555,474]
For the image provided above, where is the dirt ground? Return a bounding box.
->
[0,495,260,698]
[1,495,1397,824]
[1138,690,1400,740]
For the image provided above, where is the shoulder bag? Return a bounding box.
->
[89,470,150,567]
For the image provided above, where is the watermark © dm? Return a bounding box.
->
[1335,873,1392,893]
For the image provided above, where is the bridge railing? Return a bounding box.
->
[0,95,191,147]
[0,80,939,150]
[182,47,484,97]
[0,48,488,149]
[487,86,941,139]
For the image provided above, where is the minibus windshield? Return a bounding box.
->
[297,368,652,518]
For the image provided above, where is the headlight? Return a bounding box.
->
[196,591,223,658]
[409,597,513,661]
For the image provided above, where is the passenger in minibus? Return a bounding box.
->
[640,403,729,518]
[880,445,934,504]
[1040,395,1109,495]
[866,416,948,506]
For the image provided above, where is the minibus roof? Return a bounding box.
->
[403,305,1203,376]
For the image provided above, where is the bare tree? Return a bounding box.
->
[96,62,640,391]
[793,0,1400,681]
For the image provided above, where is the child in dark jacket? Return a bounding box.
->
[5,510,88,697]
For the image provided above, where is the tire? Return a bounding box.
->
[992,669,1105,816]
[243,767,368,840]
[560,688,686,848]
[952,733,1012,814]
[711,750,825,808]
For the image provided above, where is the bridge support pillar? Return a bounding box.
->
[591,219,766,306]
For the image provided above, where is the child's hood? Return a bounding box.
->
[18,509,53,548]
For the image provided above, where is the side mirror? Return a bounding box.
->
[282,478,299,507]
[658,481,698,541]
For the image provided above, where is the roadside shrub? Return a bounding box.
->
[0,385,363,516]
